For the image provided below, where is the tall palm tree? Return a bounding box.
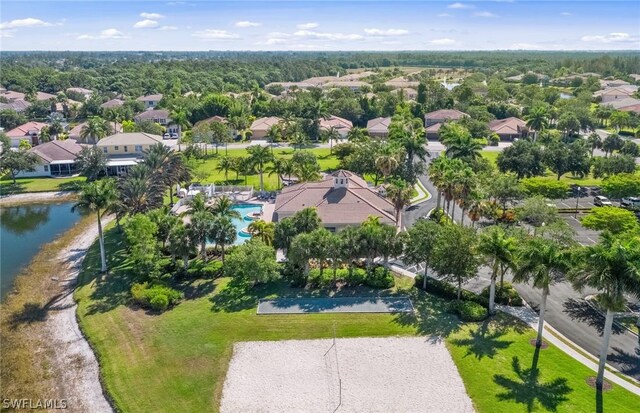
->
[247,220,275,246]
[118,165,164,215]
[453,167,477,226]
[143,143,191,205]
[513,237,570,348]
[385,180,413,230]
[246,144,273,193]
[321,126,341,153]
[339,226,365,277]
[441,124,483,162]
[210,216,236,264]
[568,235,640,390]
[525,106,549,142]
[265,158,291,189]
[72,179,118,272]
[81,116,110,144]
[427,155,449,210]
[375,154,400,184]
[189,210,214,261]
[168,222,195,271]
[478,226,517,314]
[211,195,241,220]
[587,132,603,157]
[169,105,192,137]
[216,156,234,182]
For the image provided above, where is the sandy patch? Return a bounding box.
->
[220,337,474,413]
[0,191,76,206]
[44,216,114,412]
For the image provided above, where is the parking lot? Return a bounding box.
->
[561,214,600,245]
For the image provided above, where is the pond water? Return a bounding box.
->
[0,202,84,300]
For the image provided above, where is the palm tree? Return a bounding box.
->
[189,210,214,261]
[321,126,341,153]
[186,192,211,214]
[404,219,440,289]
[211,195,241,220]
[346,127,369,143]
[441,124,482,162]
[385,180,413,229]
[375,154,400,184]
[143,143,191,205]
[289,232,316,278]
[81,116,110,144]
[169,105,192,137]
[265,158,290,189]
[339,226,365,277]
[210,216,236,264]
[168,222,195,271]
[290,131,310,150]
[247,220,275,245]
[453,167,477,226]
[118,165,164,215]
[478,226,517,314]
[512,237,569,348]
[587,132,603,157]
[72,179,118,272]
[525,106,549,142]
[568,235,640,390]
[216,156,234,182]
[246,144,273,193]
[427,155,449,210]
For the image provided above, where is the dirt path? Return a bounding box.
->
[0,191,77,206]
[44,215,114,413]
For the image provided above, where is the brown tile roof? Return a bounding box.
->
[1,90,25,101]
[250,116,281,132]
[603,97,640,110]
[29,139,84,163]
[135,109,170,121]
[100,98,124,109]
[97,132,163,146]
[275,170,396,226]
[424,109,468,121]
[320,115,352,131]
[489,117,527,135]
[6,122,48,138]
[36,91,56,101]
[137,94,164,102]
[425,123,443,133]
[0,99,31,112]
[68,121,123,140]
[366,117,391,134]
[194,116,227,127]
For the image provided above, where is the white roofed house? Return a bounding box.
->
[96,132,164,176]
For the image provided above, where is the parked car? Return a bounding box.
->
[163,133,171,139]
[593,195,612,207]
[621,197,640,209]
[170,133,178,138]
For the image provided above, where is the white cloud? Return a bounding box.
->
[364,28,409,36]
[0,18,54,30]
[581,32,632,43]
[235,21,261,28]
[475,11,498,18]
[561,12,572,16]
[429,38,456,45]
[448,2,474,9]
[297,22,319,30]
[0,30,15,38]
[438,13,452,17]
[77,28,127,40]
[293,30,363,41]
[511,43,542,50]
[140,12,165,19]
[262,38,287,45]
[133,19,159,29]
[192,29,239,39]
[159,26,178,31]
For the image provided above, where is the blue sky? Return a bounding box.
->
[1,1,639,51]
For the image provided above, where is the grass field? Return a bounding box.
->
[74,227,639,412]
[188,147,340,191]
[0,176,85,195]
[480,150,604,186]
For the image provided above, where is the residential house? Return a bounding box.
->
[136,94,164,109]
[250,116,281,140]
[6,121,49,147]
[323,81,370,91]
[366,117,391,139]
[392,87,418,100]
[594,85,639,103]
[134,109,179,136]
[424,109,468,139]
[1,90,26,101]
[194,115,227,127]
[66,87,93,98]
[100,98,125,109]
[265,82,316,92]
[319,115,352,138]
[489,117,528,141]
[69,121,123,143]
[629,74,640,82]
[96,132,164,175]
[385,77,420,89]
[17,139,84,178]
[600,79,630,88]
[36,91,57,101]
[604,97,640,115]
[0,99,31,113]
[273,170,397,230]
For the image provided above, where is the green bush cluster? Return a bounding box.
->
[186,259,223,279]
[447,300,488,322]
[131,282,183,312]
[364,266,395,289]
[480,282,523,306]
[285,265,392,289]
[415,275,489,307]
[488,133,500,146]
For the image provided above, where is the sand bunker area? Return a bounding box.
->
[220,337,474,413]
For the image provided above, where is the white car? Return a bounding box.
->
[593,196,612,207]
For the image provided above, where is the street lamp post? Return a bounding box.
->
[575,186,582,218]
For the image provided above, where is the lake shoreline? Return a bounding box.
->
[0,191,78,207]
[0,214,113,412]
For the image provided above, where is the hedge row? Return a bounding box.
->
[284,265,395,289]
[480,282,523,306]
[415,275,489,307]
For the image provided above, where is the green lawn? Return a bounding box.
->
[480,150,604,186]
[0,176,86,195]
[74,227,639,413]
[190,147,340,191]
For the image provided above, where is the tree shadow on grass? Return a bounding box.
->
[450,318,514,360]
[0,182,26,195]
[173,277,217,300]
[392,289,461,343]
[493,350,573,413]
[563,298,625,335]
[608,346,640,379]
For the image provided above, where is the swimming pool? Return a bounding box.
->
[230,204,263,245]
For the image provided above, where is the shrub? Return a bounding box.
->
[488,133,500,146]
[480,282,523,306]
[415,275,489,307]
[451,300,489,322]
[364,266,395,289]
[474,138,488,147]
[130,282,182,312]
[344,267,367,286]
[201,261,223,278]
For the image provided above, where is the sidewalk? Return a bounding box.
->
[497,304,640,396]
